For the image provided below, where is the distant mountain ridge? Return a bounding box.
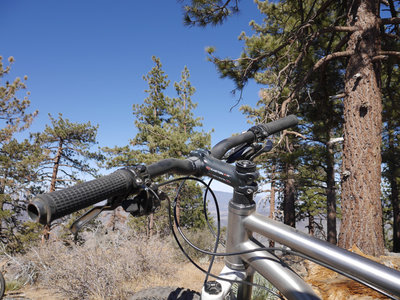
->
[207,190,319,236]
[206,190,270,228]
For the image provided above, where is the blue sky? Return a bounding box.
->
[1,0,264,151]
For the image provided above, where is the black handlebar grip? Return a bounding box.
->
[27,168,138,225]
[259,115,299,136]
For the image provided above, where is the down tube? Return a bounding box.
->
[244,212,400,298]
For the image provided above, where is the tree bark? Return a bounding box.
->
[284,162,296,227]
[0,180,4,240]
[326,139,337,245]
[338,0,384,256]
[50,139,63,193]
[43,138,63,241]
[308,214,315,236]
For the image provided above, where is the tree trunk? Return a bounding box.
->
[269,164,276,247]
[44,139,63,241]
[326,139,337,245]
[308,214,315,236]
[0,180,4,240]
[50,139,63,193]
[284,162,296,227]
[338,0,384,256]
[392,174,400,252]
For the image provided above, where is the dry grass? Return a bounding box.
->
[18,260,224,300]
[3,228,226,300]
[6,236,398,300]
[4,231,179,300]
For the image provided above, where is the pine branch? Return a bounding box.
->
[281,50,353,116]
[381,17,400,25]
[380,0,389,6]
[312,50,354,71]
[373,51,400,61]
[321,26,359,32]
[378,50,400,57]
[326,137,344,146]
[285,130,307,139]
[372,55,389,61]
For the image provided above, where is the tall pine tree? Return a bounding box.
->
[104,57,211,236]
[0,56,41,253]
[32,113,102,192]
[180,0,400,256]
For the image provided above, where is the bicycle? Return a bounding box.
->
[27,115,400,300]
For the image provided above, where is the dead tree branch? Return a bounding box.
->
[381,17,400,25]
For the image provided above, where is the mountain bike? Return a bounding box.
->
[27,115,400,300]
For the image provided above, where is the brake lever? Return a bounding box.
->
[70,199,119,236]
[226,143,252,163]
[248,140,273,161]
[226,140,273,163]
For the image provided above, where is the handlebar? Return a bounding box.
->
[147,158,196,178]
[210,115,298,159]
[27,168,140,224]
[27,115,298,225]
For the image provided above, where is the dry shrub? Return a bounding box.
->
[173,228,225,262]
[8,231,177,299]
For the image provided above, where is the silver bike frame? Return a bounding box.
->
[201,199,400,300]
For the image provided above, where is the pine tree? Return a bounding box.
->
[180,0,400,256]
[31,113,102,240]
[104,57,212,236]
[0,139,43,252]
[33,113,102,192]
[0,56,41,253]
[0,56,38,143]
[240,79,301,228]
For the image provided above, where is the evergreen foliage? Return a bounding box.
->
[1,56,104,251]
[0,56,41,253]
[32,113,103,192]
[180,0,240,26]
[104,57,212,235]
[0,56,38,143]
[181,0,400,255]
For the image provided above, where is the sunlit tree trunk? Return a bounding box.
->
[338,0,384,256]
[50,139,63,193]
